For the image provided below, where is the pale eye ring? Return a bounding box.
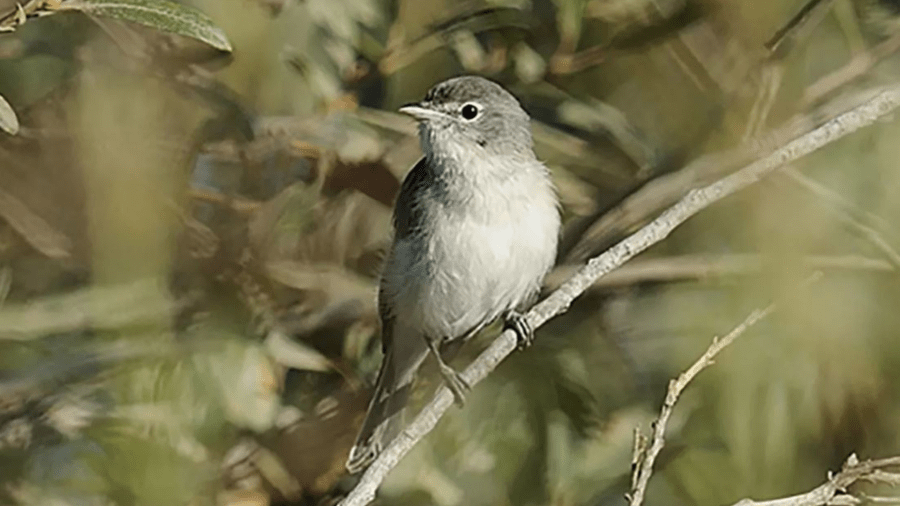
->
[460,102,481,120]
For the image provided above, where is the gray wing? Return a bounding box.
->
[348,158,434,473]
[378,157,430,352]
[391,157,430,241]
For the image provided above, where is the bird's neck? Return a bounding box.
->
[428,151,506,186]
[425,139,534,180]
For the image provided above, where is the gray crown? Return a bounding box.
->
[402,76,535,158]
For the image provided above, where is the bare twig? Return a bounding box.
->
[545,254,893,290]
[731,454,900,506]
[743,63,785,141]
[338,85,900,506]
[627,302,778,506]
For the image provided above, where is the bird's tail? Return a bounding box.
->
[346,333,428,473]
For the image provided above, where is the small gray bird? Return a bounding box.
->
[346,76,560,473]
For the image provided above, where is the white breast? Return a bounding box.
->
[383,158,559,341]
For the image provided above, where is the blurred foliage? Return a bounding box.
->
[0,92,17,134]
[0,0,900,506]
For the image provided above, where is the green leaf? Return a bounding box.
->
[59,0,232,52]
[0,93,19,135]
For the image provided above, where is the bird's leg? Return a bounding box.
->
[504,310,534,350]
[425,338,470,406]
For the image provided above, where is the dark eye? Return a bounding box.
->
[461,103,480,120]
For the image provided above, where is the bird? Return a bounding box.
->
[345,76,560,473]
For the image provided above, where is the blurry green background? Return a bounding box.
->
[1,0,900,505]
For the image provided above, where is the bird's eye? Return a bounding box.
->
[460,103,480,120]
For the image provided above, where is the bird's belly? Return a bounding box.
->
[396,209,555,340]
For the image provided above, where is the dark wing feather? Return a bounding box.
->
[392,157,430,240]
[378,157,430,352]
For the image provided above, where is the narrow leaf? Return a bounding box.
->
[60,0,232,52]
[264,329,332,373]
[0,94,19,135]
[0,186,71,258]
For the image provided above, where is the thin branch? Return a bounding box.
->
[780,167,900,269]
[337,84,900,506]
[545,254,892,291]
[627,301,779,506]
[731,455,900,506]
[862,496,900,505]
[563,84,893,263]
[765,0,836,57]
[782,167,892,231]
[803,31,900,106]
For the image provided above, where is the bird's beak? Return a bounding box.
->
[399,103,444,121]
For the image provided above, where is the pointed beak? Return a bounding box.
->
[399,103,444,121]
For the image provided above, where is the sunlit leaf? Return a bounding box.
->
[264,328,332,372]
[0,93,18,135]
[0,279,174,340]
[512,42,546,83]
[59,0,232,52]
[193,341,281,432]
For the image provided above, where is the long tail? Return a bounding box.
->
[346,330,428,473]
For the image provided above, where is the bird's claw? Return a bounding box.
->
[505,311,534,350]
[438,362,470,406]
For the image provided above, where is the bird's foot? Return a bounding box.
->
[426,338,471,406]
[437,361,470,407]
[505,311,534,350]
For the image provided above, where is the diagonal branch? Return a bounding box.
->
[338,83,900,506]
[627,302,778,506]
[626,272,821,506]
[780,167,900,269]
[562,84,894,263]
